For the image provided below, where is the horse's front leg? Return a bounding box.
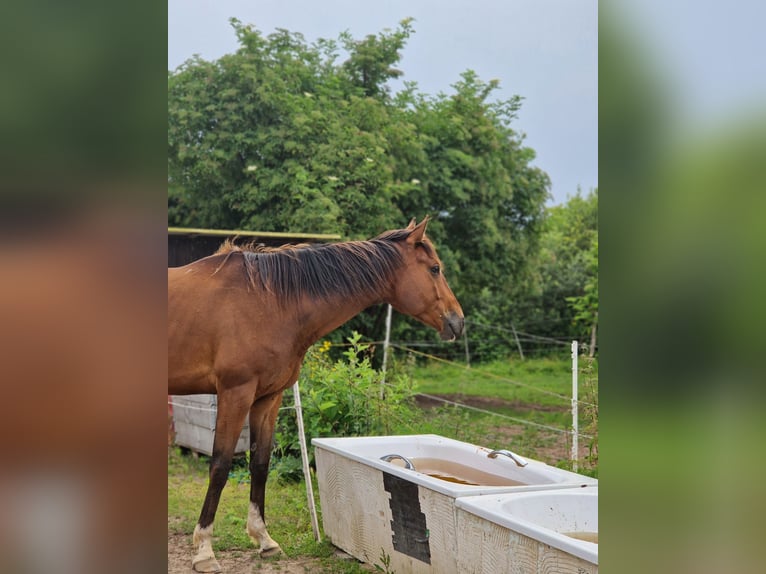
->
[192,387,252,573]
[247,391,283,557]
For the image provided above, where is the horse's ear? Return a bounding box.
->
[406,218,417,230]
[406,216,430,244]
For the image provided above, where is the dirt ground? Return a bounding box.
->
[169,533,319,573]
[168,533,374,574]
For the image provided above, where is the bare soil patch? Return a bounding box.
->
[168,532,377,574]
[414,392,567,412]
[168,533,324,574]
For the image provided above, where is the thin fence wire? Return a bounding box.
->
[389,343,597,408]
[465,319,573,345]
[415,392,594,439]
[381,339,573,350]
[169,322,597,448]
[167,400,295,413]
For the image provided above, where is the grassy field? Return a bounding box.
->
[412,355,582,405]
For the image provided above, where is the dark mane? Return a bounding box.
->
[219,228,412,303]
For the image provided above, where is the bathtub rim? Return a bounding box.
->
[312,434,596,498]
[455,487,599,564]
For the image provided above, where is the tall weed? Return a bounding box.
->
[272,332,417,481]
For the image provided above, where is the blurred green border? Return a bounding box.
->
[600,2,766,572]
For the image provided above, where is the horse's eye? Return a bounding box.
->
[430,265,440,276]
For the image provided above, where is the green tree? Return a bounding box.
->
[339,18,414,98]
[168,19,551,355]
[524,188,598,352]
[168,19,412,237]
[386,71,550,358]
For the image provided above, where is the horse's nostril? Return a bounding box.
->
[447,314,464,339]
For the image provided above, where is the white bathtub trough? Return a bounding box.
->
[456,487,598,572]
[312,434,596,574]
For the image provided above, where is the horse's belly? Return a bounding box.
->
[168,372,216,395]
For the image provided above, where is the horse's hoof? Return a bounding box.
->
[192,557,222,573]
[259,544,282,559]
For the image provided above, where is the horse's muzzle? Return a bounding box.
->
[440,312,465,341]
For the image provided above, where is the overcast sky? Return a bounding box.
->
[168,0,598,206]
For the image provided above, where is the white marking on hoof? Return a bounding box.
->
[192,524,221,572]
[247,502,282,557]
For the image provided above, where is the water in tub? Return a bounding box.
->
[388,456,526,487]
[563,531,598,544]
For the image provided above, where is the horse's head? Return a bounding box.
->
[388,217,465,341]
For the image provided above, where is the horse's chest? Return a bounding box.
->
[216,344,301,391]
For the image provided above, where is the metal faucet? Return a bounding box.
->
[380,454,415,470]
[487,449,529,467]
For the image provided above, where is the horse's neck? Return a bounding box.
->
[293,289,385,349]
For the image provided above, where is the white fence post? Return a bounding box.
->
[380,303,393,398]
[292,381,321,542]
[511,323,525,360]
[571,340,579,472]
[463,321,471,367]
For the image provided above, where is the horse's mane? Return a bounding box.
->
[214,229,413,302]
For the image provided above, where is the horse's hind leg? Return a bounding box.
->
[247,391,284,557]
[192,388,252,573]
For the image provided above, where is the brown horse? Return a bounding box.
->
[168,217,464,572]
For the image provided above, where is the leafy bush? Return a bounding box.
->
[578,355,599,477]
[272,332,417,482]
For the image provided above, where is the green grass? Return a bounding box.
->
[408,355,596,428]
[411,355,588,405]
[168,447,371,572]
